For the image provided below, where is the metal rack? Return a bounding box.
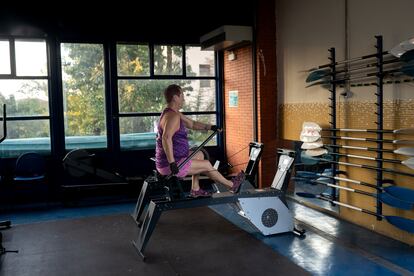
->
[300,36,414,234]
[327,36,385,218]
[374,35,384,219]
[328,48,338,201]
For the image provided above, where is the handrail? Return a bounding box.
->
[0,104,6,144]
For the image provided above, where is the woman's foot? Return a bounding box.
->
[230,171,246,193]
[189,188,212,198]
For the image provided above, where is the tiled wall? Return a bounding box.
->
[280,100,414,140]
[280,99,414,244]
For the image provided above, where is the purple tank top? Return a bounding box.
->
[155,107,189,168]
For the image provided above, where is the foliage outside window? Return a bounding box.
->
[0,39,218,155]
[0,39,50,157]
[154,45,183,75]
[117,45,217,149]
[61,43,107,149]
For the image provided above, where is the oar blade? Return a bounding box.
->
[394,140,414,145]
[385,186,414,203]
[400,49,414,62]
[298,182,327,195]
[401,68,414,77]
[305,80,328,88]
[401,158,414,170]
[379,193,413,210]
[385,216,414,233]
[394,147,414,157]
[394,128,414,134]
[306,69,330,83]
[300,152,319,165]
[296,192,317,198]
[295,171,318,178]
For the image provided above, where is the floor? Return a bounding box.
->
[1,193,413,276]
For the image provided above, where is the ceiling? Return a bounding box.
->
[0,2,256,43]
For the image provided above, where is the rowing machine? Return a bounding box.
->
[131,147,304,261]
[132,142,265,226]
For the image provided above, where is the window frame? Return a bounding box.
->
[0,36,52,156]
[115,43,220,150]
[0,38,223,157]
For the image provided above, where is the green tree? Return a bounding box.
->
[62,43,106,136]
[0,80,49,139]
[63,43,214,145]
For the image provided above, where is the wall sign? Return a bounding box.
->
[229,90,238,107]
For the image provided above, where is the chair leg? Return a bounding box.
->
[0,220,11,229]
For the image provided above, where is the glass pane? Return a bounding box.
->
[0,120,51,157]
[0,79,49,116]
[0,105,4,139]
[119,116,158,150]
[154,45,182,75]
[61,43,107,149]
[65,136,107,150]
[118,79,216,113]
[119,114,217,150]
[118,79,170,113]
[186,46,215,77]
[0,40,10,74]
[15,40,47,76]
[187,114,217,146]
[181,80,216,112]
[117,44,150,76]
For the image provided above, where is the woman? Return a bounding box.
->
[155,84,245,197]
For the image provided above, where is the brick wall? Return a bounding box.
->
[223,47,254,174]
[223,0,278,188]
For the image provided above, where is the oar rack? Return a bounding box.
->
[312,35,414,223]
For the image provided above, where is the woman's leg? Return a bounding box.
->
[189,151,204,191]
[187,159,233,187]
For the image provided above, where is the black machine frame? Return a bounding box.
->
[131,136,304,260]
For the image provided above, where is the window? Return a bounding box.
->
[199,65,211,88]
[117,44,150,76]
[117,45,217,150]
[0,39,50,157]
[0,40,219,155]
[154,45,183,75]
[186,46,215,77]
[61,43,107,149]
[0,40,11,75]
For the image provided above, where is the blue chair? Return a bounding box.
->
[13,152,47,203]
[14,152,46,182]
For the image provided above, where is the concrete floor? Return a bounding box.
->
[1,196,413,275]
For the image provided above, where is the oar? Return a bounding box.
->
[317,158,414,178]
[328,152,414,170]
[323,127,414,135]
[333,78,414,88]
[395,147,414,157]
[346,78,414,88]
[300,152,414,177]
[306,63,414,88]
[390,38,414,58]
[305,123,414,135]
[401,50,414,62]
[325,144,414,156]
[321,136,414,145]
[298,178,413,210]
[306,57,404,83]
[302,51,389,73]
[303,37,414,73]
[296,192,414,233]
[0,104,6,144]
[295,171,414,203]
